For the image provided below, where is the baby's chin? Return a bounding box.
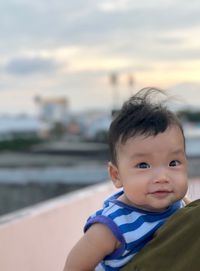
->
[132,203,170,212]
[143,201,174,212]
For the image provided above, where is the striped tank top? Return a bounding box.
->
[84,190,182,270]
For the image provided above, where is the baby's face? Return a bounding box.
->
[110,125,188,212]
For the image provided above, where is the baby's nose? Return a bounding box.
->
[153,168,170,183]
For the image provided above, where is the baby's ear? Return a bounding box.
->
[108,161,122,188]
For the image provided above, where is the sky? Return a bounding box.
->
[1,0,200,115]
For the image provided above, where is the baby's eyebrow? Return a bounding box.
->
[170,149,185,155]
[131,152,150,158]
[132,149,185,158]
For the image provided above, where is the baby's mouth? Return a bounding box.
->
[150,190,172,198]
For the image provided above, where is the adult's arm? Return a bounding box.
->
[121,199,200,271]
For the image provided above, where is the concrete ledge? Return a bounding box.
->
[0,181,116,271]
[0,183,109,226]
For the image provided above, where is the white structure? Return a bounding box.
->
[35,96,69,137]
[35,96,69,124]
[0,115,40,140]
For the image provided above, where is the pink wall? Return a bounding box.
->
[0,182,116,271]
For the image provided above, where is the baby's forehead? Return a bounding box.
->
[116,125,185,153]
[119,124,184,142]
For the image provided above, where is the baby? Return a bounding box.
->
[64,87,189,271]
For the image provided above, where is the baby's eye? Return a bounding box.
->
[169,160,180,167]
[136,162,150,169]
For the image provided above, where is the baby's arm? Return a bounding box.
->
[64,223,119,271]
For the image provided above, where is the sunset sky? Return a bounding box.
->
[1,0,200,114]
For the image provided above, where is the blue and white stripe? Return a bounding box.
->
[84,190,182,270]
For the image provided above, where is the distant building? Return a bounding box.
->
[34,96,69,138]
[35,96,69,123]
[80,110,112,141]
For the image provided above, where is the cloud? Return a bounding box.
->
[5,56,60,75]
[0,0,200,57]
[0,0,200,114]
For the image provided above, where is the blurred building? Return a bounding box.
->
[35,96,70,138]
[79,110,112,141]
